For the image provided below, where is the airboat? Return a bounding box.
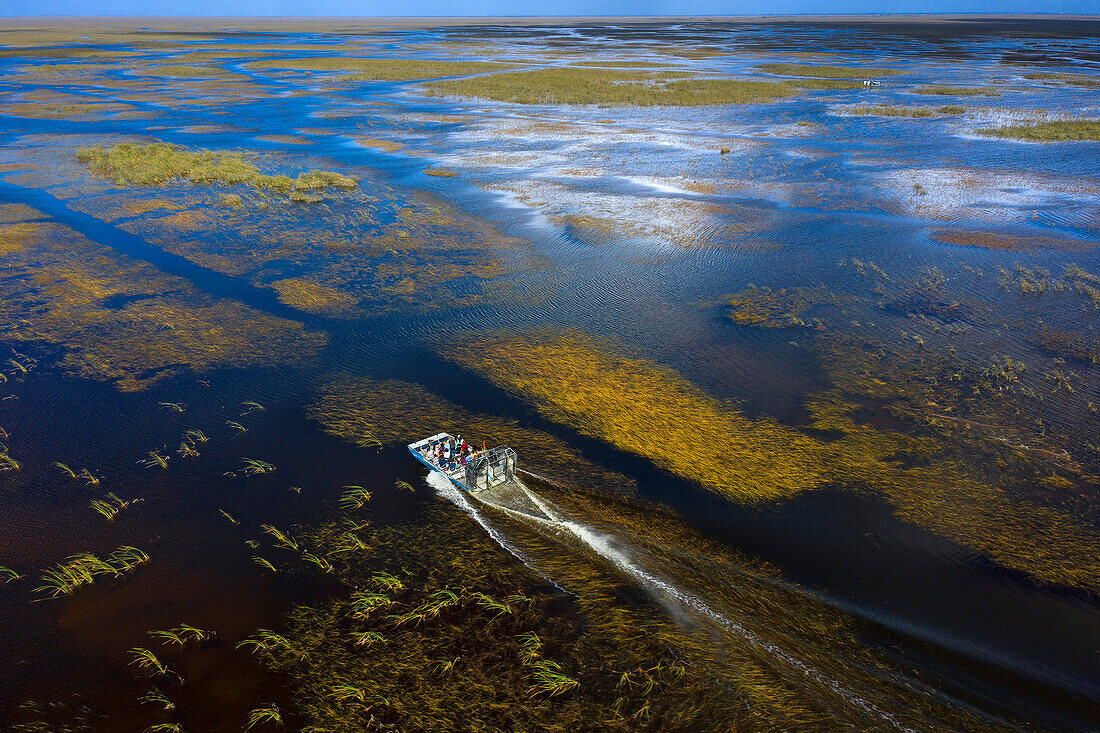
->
[408,433,518,494]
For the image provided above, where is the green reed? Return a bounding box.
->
[53,462,76,478]
[140,450,170,470]
[34,545,148,599]
[253,556,278,573]
[526,660,580,697]
[245,704,283,730]
[226,420,248,437]
[240,458,276,475]
[139,689,176,712]
[157,402,185,413]
[301,551,333,573]
[150,624,216,647]
[128,647,169,677]
[371,571,404,594]
[0,450,20,471]
[219,509,240,525]
[89,492,132,521]
[0,565,23,583]
[237,629,292,655]
[350,590,392,619]
[241,400,265,414]
[184,429,209,443]
[338,486,372,510]
[261,524,299,552]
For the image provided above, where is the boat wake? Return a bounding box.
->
[424,470,916,731]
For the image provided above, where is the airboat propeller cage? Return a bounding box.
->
[465,446,517,491]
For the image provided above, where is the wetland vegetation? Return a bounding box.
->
[0,16,1098,733]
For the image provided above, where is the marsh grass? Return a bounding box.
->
[238,490,986,733]
[261,524,300,552]
[0,565,24,583]
[423,167,459,177]
[129,647,170,677]
[338,486,372,510]
[140,450,170,470]
[240,458,276,475]
[845,104,941,118]
[35,545,149,598]
[248,57,518,80]
[755,63,904,79]
[307,375,634,491]
[139,690,176,712]
[89,492,132,520]
[1022,72,1100,88]
[912,84,1000,96]
[245,704,283,730]
[268,277,358,316]
[184,429,209,443]
[77,143,358,194]
[0,449,20,471]
[424,68,800,106]
[445,326,1100,590]
[138,63,244,79]
[444,330,825,502]
[980,119,1100,141]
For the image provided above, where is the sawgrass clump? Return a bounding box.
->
[443,327,1100,589]
[0,221,327,391]
[845,105,939,118]
[424,67,801,106]
[248,57,518,80]
[307,375,634,492]
[980,120,1100,141]
[443,331,826,502]
[912,84,1000,96]
[1022,72,1099,88]
[755,63,904,79]
[77,143,358,193]
[268,277,359,316]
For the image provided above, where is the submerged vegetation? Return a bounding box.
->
[444,330,825,502]
[0,218,327,390]
[443,328,1100,590]
[307,375,635,491]
[1,22,1098,733]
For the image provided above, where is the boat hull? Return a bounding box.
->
[408,446,474,493]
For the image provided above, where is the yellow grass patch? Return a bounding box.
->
[308,375,634,491]
[356,137,405,152]
[269,277,359,316]
[444,330,826,502]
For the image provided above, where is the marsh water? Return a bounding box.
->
[0,18,1098,732]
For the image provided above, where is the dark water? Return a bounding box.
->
[0,18,1098,732]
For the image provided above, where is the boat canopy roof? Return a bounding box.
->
[407,433,454,451]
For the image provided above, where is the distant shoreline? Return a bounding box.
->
[2,14,1099,27]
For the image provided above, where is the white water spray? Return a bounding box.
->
[426,470,913,731]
